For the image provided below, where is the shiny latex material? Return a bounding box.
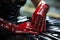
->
[0,18,38,34]
[31,1,49,33]
[0,1,49,34]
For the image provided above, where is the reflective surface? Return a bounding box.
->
[0,17,60,40]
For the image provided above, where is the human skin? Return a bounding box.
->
[31,0,41,7]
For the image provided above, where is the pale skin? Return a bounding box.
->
[31,0,41,7]
[31,0,60,19]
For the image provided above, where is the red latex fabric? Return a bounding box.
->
[0,18,38,34]
[0,1,49,35]
[31,1,49,33]
[16,1,49,34]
